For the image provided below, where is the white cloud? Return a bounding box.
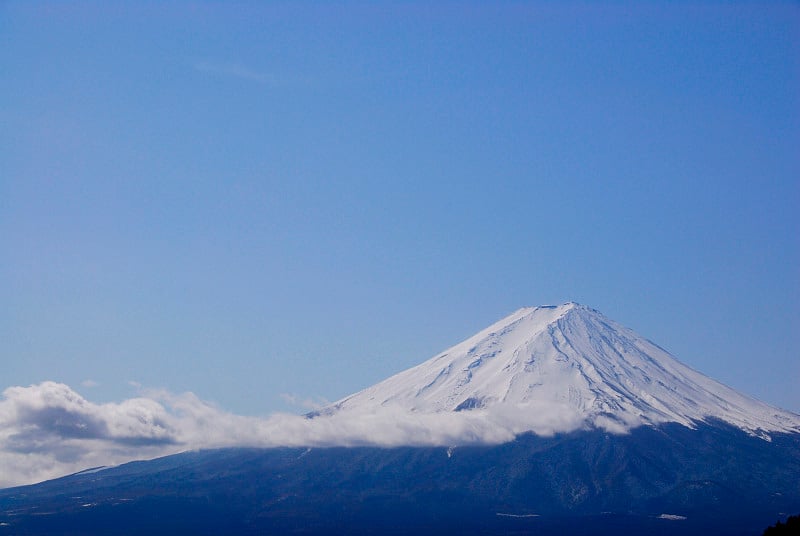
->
[81,379,99,388]
[0,381,590,489]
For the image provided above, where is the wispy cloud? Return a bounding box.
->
[279,393,329,411]
[0,381,588,488]
[193,60,285,86]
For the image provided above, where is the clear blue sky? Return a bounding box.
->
[2,1,798,414]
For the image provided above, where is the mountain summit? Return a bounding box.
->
[328,303,800,437]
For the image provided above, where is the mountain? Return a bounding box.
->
[323,303,800,436]
[1,303,798,535]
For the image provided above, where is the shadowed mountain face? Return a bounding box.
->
[1,422,798,535]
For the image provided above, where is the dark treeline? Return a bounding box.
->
[763,514,799,535]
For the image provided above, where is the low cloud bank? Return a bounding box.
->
[0,381,588,488]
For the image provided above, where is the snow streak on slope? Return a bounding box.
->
[327,303,800,437]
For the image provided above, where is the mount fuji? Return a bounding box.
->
[323,303,800,437]
[1,303,798,535]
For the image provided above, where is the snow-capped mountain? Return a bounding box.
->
[3,303,799,536]
[328,303,800,437]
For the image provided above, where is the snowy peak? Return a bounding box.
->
[330,304,800,437]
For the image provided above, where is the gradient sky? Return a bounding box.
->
[2,1,798,416]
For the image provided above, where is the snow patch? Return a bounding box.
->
[658,514,687,520]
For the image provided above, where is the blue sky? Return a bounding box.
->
[2,1,798,416]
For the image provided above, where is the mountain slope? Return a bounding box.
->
[1,423,798,536]
[327,303,800,437]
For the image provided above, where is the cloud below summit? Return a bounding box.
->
[0,381,588,488]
